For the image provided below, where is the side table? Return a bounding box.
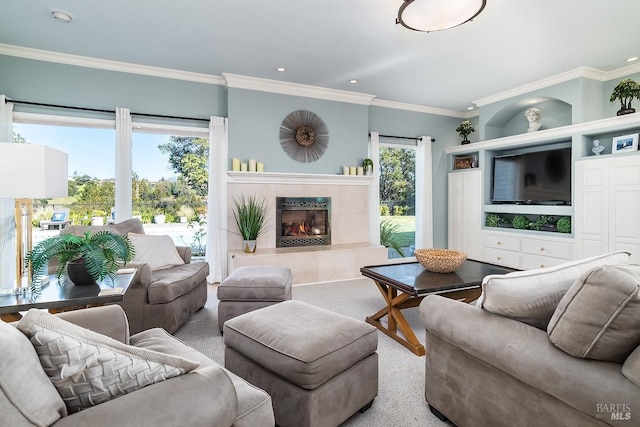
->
[0,272,134,322]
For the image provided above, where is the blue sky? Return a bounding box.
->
[14,123,178,181]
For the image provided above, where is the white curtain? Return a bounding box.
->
[368,132,381,244]
[415,136,433,248]
[0,95,16,289]
[115,108,132,221]
[206,116,228,283]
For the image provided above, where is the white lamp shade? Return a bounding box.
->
[0,143,68,199]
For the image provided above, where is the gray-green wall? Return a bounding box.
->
[3,53,639,250]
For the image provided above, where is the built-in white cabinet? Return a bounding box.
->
[481,231,573,269]
[448,170,482,260]
[575,154,640,263]
[445,112,640,269]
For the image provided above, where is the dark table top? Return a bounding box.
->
[360,259,517,296]
[0,272,134,314]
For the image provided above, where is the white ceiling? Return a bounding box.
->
[2,0,640,112]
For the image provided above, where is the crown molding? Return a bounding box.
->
[370,98,466,118]
[0,43,225,85]
[222,73,376,105]
[473,66,609,107]
[605,62,640,81]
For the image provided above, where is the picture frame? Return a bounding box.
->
[612,133,639,155]
[454,156,473,170]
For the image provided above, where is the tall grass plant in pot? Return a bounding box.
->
[232,194,270,253]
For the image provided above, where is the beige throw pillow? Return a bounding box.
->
[622,346,640,387]
[128,233,185,270]
[547,265,640,363]
[477,251,631,329]
[0,320,67,425]
[17,309,199,414]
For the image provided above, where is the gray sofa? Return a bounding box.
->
[59,218,208,334]
[419,255,640,427]
[2,305,274,426]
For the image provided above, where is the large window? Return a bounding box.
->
[13,122,116,244]
[131,131,209,257]
[379,145,416,258]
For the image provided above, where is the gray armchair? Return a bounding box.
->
[59,218,208,334]
[2,305,274,427]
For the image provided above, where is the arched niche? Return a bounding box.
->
[483,97,572,140]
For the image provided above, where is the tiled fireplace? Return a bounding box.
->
[276,197,331,247]
[227,172,388,284]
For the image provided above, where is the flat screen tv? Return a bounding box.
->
[491,147,572,205]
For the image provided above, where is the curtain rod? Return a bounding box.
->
[372,133,436,143]
[5,99,210,123]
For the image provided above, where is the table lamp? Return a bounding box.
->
[0,142,68,294]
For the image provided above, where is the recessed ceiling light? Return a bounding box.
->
[467,106,474,110]
[529,99,538,104]
[51,10,73,23]
[276,67,286,72]
[626,57,639,62]
[349,79,358,84]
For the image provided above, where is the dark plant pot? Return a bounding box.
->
[67,260,96,286]
[617,108,636,116]
[461,139,470,145]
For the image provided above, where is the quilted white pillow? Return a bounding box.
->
[17,309,199,414]
[128,233,185,270]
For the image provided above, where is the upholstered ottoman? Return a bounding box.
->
[223,300,378,427]
[217,266,292,331]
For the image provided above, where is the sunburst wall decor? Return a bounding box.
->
[279,110,329,163]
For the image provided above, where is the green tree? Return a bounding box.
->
[13,130,26,144]
[379,146,415,214]
[158,136,209,196]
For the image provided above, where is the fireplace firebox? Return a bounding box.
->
[276,197,331,247]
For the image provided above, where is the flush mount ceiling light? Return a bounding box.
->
[397,0,486,32]
[51,10,73,23]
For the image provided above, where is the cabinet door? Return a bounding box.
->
[574,159,610,258]
[609,156,640,263]
[448,170,482,259]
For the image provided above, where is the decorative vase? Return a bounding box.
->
[154,214,166,224]
[617,107,636,116]
[461,139,470,145]
[243,240,257,253]
[66,260,96,286]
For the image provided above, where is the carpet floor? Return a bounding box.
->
[174,278,452,427]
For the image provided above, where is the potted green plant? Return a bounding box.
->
[380,218,405,257]
[455,120,475,145]
[25,231,135,288]
[609,78,640,116]
[485,214,504,228]
[556,216,572,234]
[231,194,270,253]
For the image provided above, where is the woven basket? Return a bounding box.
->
[415,248,467,273]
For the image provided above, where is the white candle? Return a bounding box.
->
[343,166,349,175]
[248,159,257,172]
[357,166,364,175]
[349,166,356,175]
[232,158,240,171]
[240,162,248,172]
[257,162,264,172]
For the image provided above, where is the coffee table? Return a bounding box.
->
[0,272,135,322]
[360,259,516,356]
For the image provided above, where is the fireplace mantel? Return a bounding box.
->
[227,171,373,186]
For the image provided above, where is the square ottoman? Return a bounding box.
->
[217,266,292,331]
[223,300,378,427]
